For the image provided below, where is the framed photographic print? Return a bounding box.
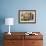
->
[18,10,36,23]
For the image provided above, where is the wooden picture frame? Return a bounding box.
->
[18,10,36,24]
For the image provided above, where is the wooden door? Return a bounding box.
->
[4,40,24,46]
[24,40,43,46]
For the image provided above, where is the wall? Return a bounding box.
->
[0,0,46,32]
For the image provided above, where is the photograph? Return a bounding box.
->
[18,10,36,23]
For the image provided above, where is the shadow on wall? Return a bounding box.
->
[0,16,5,46]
